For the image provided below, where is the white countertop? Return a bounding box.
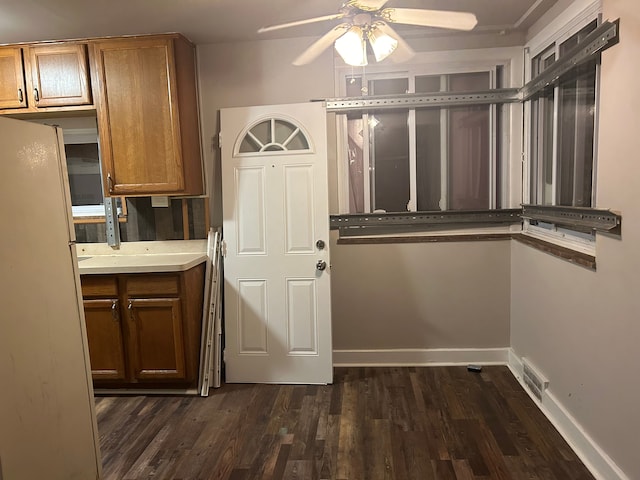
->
[76,240,208,275]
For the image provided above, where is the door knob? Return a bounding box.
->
[316,260,327,271]
[316,239,325,250]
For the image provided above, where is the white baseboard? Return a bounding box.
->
[507,349,629,480]
[332,347,510,367]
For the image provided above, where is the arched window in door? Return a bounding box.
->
[235,117,311,155]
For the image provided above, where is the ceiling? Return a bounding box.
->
[0,0,558,46]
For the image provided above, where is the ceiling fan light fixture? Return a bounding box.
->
[335,26,368,66]
[368,26,398,62]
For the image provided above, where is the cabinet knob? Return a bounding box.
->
[128,300,134,320]
[17,88,23,103]
[33,87,40,102]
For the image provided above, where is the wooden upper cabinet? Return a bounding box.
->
[27,43,92,108]
[0,43,92,113]
[0,47,27,109]
[91,34,203,196]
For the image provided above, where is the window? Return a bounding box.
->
[528,21,598,208]
[340,64,500,214]
[236,117,311,155]
[525,18,599,250]
[63,126,122,219]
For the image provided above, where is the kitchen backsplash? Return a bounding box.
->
[75,197,208,243]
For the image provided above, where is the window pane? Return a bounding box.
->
[65,143,103,206]
[371,111,410,212]
[347,118,365,213]
[560,20,597,55]
[449,72,490,92]
[370,78,409,212]
[448,72,491,210]
[416,108,441,210]
[346,76,363,96]
[415,75,442,210]
[557,62,596,207]
[370,78,407,95]
[345,76,366,212]
[530,92,555,205]
[448,105,491,209]
[415,75,440,93]
[557,21,598,207]
[532,47,555,77]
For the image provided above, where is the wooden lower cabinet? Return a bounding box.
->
[81,263,205,388]
[127,297,185,381]
[83,298,126,381]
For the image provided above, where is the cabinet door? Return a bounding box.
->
[27,43,91,108]
[0,47,27,109]
[92,37,186,195]
[126,297,186,381]
[84,299,127,381]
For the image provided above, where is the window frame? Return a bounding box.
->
[334,47,523,219]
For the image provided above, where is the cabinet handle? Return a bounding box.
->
[17,88,23,103]
[107,173,114,193]
[33,87,40,102]
[128,300,134,321]
[111,300,119,321]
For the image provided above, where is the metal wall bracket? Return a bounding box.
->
[321,19,619,113]
[331,209,522,236]
[521,204,621,233]
[104,197,121,247]
[520,20,619,101]
[325,88,520,113]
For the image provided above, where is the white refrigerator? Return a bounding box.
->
[0,117,102,479]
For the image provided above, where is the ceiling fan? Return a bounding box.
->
[258,0,478,66]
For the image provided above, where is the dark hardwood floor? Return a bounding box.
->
[95,366,594,479]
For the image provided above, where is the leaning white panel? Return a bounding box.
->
[286,279,318,355]
[238,280,268,354]
[284,164,315,254]
[235,166,267,255]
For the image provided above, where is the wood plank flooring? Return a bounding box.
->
[95,366,594,480]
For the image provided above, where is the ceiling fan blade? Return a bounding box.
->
[345,0,390,11]
[258,13,345,34]
[381,8,478,31]
[293,24,350,66]
[374,22,415,63]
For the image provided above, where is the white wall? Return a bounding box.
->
[511,0,640,478]
[332,236,511,350]
[196,36,336,227]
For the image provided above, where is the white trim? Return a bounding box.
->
[514,0,547,29]
[332,348,509,367]
[526,0,601,57]
[335,47,522,81]
[508,349,630,480]
[335,114,350,214]
[522,221,596,256]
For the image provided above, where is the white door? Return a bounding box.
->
[221,102,332,384]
